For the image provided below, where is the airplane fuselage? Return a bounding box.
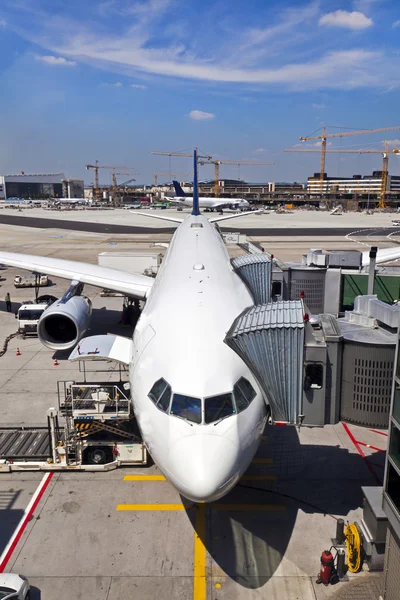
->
[130,214,267,502]
[173,196,249,211]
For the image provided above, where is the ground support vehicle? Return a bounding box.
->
[14,274,49,288]
[0,381,146,472]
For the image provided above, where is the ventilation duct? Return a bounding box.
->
[225,301,305,424]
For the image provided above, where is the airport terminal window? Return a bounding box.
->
[271,281,282,299]
[171,394,202,424]
[205,393,235,424]
[393,387,400,426]
[304,363,323,391]
[389,424,400,472]
[233,377,256,412]
[148,378,169,404]
[386,463,400,513]
[397,346,400,379]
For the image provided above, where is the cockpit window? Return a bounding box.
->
[157,384,172,412]
[204,393,235,424]
[171,394,202,424]
[149,379,168,402]
[234,377,256,412]
[148,379,172,413]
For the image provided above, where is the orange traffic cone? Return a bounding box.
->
[16,348,21,356]
[53,358,59,367]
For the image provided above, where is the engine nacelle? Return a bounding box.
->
[38,295,92,351]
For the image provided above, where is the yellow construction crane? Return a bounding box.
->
[85,161,136,202]
[153,173,189,186]
[152,151,274,197]
[285,141,400,207]
[297,125,400,195]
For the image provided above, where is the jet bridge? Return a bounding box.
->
[231,253,272,304]
[225,300,306,425]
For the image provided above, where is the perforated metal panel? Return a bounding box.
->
[290,270,325,314]
[231,253,272,305]
[341,343,394,428]
[383,527,400,600]
[225,301,305,424]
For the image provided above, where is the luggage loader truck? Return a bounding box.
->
[0,381,147,472]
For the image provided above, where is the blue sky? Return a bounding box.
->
[1,0,400,185]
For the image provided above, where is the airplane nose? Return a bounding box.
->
[167,434,239,502]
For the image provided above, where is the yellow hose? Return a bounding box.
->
[345,523,362,573]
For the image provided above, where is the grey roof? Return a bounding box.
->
[228,301,304,336]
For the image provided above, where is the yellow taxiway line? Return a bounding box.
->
[117,503,187,511]
[194,504,207,600]
[124,475,167,481]
[123,474,276,482]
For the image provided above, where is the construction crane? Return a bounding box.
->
[285,141,400,207]
[152,151,274,197]
[85,162,136,202]
[111,172,130,204]
[297,125,400,195]
[153,173,190,186]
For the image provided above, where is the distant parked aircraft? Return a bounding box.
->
[172,181,249,211]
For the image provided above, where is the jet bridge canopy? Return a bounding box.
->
[225,300,305,424]
[231,253,272,304]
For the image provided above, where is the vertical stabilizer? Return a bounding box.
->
[172,180,186,197]
[192,148,200,216]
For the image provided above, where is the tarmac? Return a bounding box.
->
[1,205,400,239]
[0,211,390,600]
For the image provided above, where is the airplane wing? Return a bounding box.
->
[209,209,262,223]
[362,247,400,266]
[0,252,154,300]
[134,211,183,224]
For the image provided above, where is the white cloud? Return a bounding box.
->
[319,10,373,30]
[189,110,215,120]
[312,103,326,109]
[5,1,396,90]
[35,55,77,66]
[393,20,400,28]
[0,17,6,26]
[293,140,333,148]
[131,83,147,89]
[102,81,123,87]
[254,148,266,154]
[385,140,400,148]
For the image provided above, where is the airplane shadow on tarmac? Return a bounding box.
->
[183,425,385,589]
[0,489,24,557]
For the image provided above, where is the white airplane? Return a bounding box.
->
[0,151,268,502]
[172,180,250,212]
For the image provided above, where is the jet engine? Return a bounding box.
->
[37,282,92,350]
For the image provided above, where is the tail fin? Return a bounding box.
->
[192,149,200,216]
[173,180,186,197]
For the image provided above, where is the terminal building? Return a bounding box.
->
[307,171,400,196]
[0,174,84,200]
